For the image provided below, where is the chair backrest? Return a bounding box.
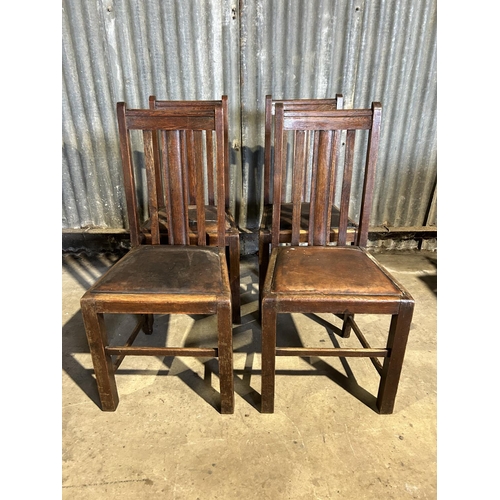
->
[271,102,382,249]
[117,102,226,248]
[264,95,343,205]
[149,96,230,210]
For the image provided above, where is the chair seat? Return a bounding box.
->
[187,206,233,232]
[90,245,226,295]
[260,203,357,236]
[143,206,233,234]
[270,246,403,298]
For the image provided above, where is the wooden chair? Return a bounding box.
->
[145,95,241,324]
[260,102,414,414]
[80,102,234,414]
[258,95,358,304]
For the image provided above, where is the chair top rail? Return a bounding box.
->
[268,94,344,114]
[150,95,226,109]
[280,105,380,131]
[120,106,221,131]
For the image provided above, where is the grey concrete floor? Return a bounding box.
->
[62,249,437,499]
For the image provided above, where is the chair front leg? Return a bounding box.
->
[80,298,119,411]
[261,301,277,413]
[217,300,234,414]
[376,300,414,414]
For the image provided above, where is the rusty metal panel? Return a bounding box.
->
[62,0,241,229]
[239,0,437,244]
[62,0,436,250]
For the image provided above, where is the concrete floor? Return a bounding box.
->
[62,249,437,499]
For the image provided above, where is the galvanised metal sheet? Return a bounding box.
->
[62,0,241,229]
[239,0,437,235]
[62,0,436,249]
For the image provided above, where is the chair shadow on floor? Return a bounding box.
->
[63,253,229,412]
[299,314,378,411]
[63,253,380,413]
[63,304,230,413]
[419,255,437,295]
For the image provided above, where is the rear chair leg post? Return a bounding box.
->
[261,301,277,413]
[376,300,414,414]
[228,235,241,324]
[80,298,119,411]
[217,300,234,414]
[142,314,154,335]
[258,238,270,316]
[341,313,353,338]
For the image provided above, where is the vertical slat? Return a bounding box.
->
[143,130,160,245]
[161,130,174,243]
[291,130,306,245]
[192,131,206,245]
[311,130,333,245]
[337,129,356,246]
[264,95,273,205]
[206,129,215,205]
[165,130,188,244]
[358,103,382,247]
[178,131,191,228]
[271,104,285,249]
[326,129,342,242]
[117,102,140,247]
[302,131,310,200]
[215,106,226,248]
[281,134,288,203]
[182,130,195,205]
[307,130,320,245]
[222,95,230,209]
[148,96,164,210]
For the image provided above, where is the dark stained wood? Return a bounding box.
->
[259,95,360,305]
[310,129,333,245]
[283,111,372,131]
[80,102,235,414]
[358,103,382,247]
[165,130,188,244]
[275,347,388,357]
[117,102,141,247]
[148,96,240,323]
[126,112,216,131]
[260,101,416,415]
[107,346,218,357]
[337,129,355,246]
[143,130,160,245]
[291,130,306,246]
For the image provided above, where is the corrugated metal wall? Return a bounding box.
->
[62,0,437,250]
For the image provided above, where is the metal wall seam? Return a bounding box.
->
[62,0,436,251]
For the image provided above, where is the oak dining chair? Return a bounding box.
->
[258,95,358,305]
[260,102,414,414]
[80,102,234,414]
[145,95,241,324]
